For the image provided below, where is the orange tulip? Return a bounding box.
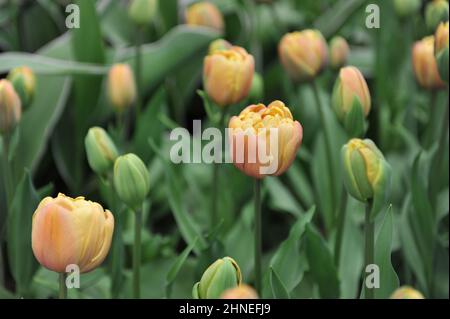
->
[0,79,22,135]
[221,284,258,299]
[412,36,445,90]
[185,1,224,32]
[107,63,137,112]
[228,100,303,179]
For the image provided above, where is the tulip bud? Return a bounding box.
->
[32,193,114,273]
[435,22,449,82]
[113,153,150,209]
[128,0,158,26]
[7,66,36,109]
[329,36,350,70]
[85,127,119,176]
[412,36,446,90]
[390,286,425,299]
[228,100,303,179]
[204,46,254,107]
[332,66,371,137]
[185,1,224,32]
[278,30,328,82]
[0,79,22,135]
[248,72,264,102]
[107,64,137,113]
[221,284,258,299]
[193,257,242,299]
[425,0,449,32]
[341,139,391,219]
[393,0,421,17]
[208,39,232,55]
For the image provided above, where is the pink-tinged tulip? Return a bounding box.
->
[329,36,350,70]
[0,79,22,135]
[412,36,446,90]
[204,46,255,107]
[32,193,114,273]
[278,30,328,82]
[228,100,303,179]
[107,63,137,112]
[185,1,224,32]
[221,284,258,299]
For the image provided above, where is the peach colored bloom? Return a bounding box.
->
[185,1,224,32]
[412,36,445,90]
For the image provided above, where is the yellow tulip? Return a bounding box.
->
[208,38,232,55]
[7,66,36,109]
[412,36,445,90]
[390,286,425,299]
[0,79,22,135]
[228,100,303,179]
[185,1,224,32]
[31,193,114,273]
[435,21,449,82]
[107,63,137,112]
[221,284,258,299]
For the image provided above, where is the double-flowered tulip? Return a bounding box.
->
[7,66,36,109]
[412,36,446,90]
[390,286,425,299]
[193,257,242,299]
[278,30,328,82]
[434,22,449,82]
[185,1,224,32]
[85,127,119,176]
[425,0,449,32]
[128,0,158,26]
[31,193,114,273]
[203,46,254,107]
[329,36,350,70]
[0,79,21,135]
[107,63,137,113]
[228,100,303,179]
[221,284,258,299]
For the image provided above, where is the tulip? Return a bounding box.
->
[107,63,137,113]
[204,46,254,107]
[208,38,232,55]
[185,1,224,32]
[113,153,149,209]
[0,79,22,135]
[329,36,350,70]
[85,127,119,176]
[332,66,371,137]
[228,100,303,179]
[128,0,158,26]
[193,257,242,299]
[393,0,421,17]
[425,0,449,32]
[435,22,449,82]
[221,284,258,299]
[278,30,328,82]
[31,193,114,273]
[390,286,425,299]
[7,66,36,109]
[412,36,446,90]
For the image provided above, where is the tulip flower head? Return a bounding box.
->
[228,100,303,179]
[107,63,137,113]
[203,46,255,107]
[434,21,449,82]
[390,286,425,299]
[7,66,36,109]
[221,284,258,299]
[32,193,114,273]
[208,38,232,55]
[185,1,224,32]
[412,36,446,90]
[85,127,119,176]
[193,257,242,299]
[0,79,22,135]
[393,0,422,17]
[278,30,328,82]
[329,36,350,70]
[425,0,449,32]
[128,0,158,26]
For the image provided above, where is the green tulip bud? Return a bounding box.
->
[425,0,449,32]
[341,139,391,219]
[7,66,36,110]
[114,153,150,209]
[85,127,119,176]
[248,72,264,102]
[192,257,242,299]
[393,0,421,18]
[128,0,158,26]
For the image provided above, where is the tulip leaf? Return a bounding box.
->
[265,177,304,216]
[269,267,291,299]
[286,161,315,209]
[305,224,340,298]
[166,237,198,285]
[7,170,40,296]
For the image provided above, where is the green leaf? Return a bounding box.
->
[166,238,198,285]
[286,161,315,209]
[265,177,304,216]
[269,267,290,299]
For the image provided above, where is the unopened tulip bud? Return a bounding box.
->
[204,46,254,107]
[208,39,232,55]
[107,64,137,113]
[390,286,425,299]
[332,66,371,137]
[394,0,421,17]
[7,66,36,109]
[435,22,449,82]
[221,284,258,299]
[85,127,119,176]
[0,79,22,135]
[185,1,224,32]
[128,0,158,26]
[248,72,264,102]
[279,30,328,82]
[114,153,150,209]
[329,36,350,70]
[32,193,114,273]
[425,0,449,31]
[341,139,391,218]
[193,257,242,299]
[412,36,446,90]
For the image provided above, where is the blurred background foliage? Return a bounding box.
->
[0,0,448,299]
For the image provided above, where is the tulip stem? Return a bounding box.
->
[254,178,262,295]
[334,191,348,267]
[423,91,438,149]
[1,134,13,205]
[133,207,142,299]
[135,27,143,126]
[59,273,67,299]
[364,201,374,299]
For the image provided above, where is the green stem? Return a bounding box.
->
[59,273,67,299]
[135,27,143,126]
[423,91,438,149]
[1,134,12,205]
[133,207,142,299]
[254,178,262,295]
[364,201,374,299]
[0,244,4,287]
[333,191,348,267]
